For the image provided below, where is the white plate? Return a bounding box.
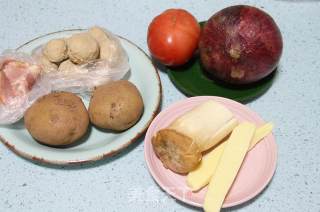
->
[0,29,161,165]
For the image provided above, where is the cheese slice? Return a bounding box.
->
[187,140,225,191]
[168,100,236,152]
[249,122,273,149]
[187,122,273,191]
[203,122,255,212]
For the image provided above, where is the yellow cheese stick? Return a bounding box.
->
[249,122,273,149]
[203,122,256,212]
[187,142,225,191]
[187,123,273,191]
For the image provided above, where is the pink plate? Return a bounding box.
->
[144,96,277,208]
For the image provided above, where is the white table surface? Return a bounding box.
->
[0,0,319,211]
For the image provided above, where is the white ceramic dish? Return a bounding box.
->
[0,29,161,165]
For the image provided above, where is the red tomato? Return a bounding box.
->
[147,9,200,66]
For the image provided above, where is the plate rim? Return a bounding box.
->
[144,96,277,208]
[0,29,162,165]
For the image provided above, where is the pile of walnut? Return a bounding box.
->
[39,26,120,73]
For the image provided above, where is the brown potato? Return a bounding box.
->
[88,80,144,131]
[24,92,89,146]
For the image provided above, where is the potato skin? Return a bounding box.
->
[24,92,89,146]
[88,80,144,131]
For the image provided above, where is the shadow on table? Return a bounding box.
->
[151,57,167,73]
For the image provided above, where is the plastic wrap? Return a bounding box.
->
[0,27,130,125]
[0,51,51,125]
[33,28,130,94]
